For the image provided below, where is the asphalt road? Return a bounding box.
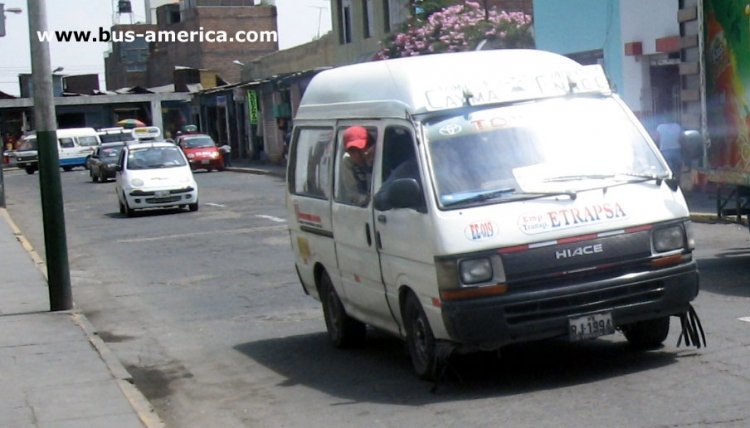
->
[4,167,750,428]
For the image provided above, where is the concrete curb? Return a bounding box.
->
[73,313,165,428]
[225,165,286,178]
[0,208,165,428]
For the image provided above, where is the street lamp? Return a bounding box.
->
[232,60,245,67]
[0,4,23,37]
[52,66,64,73]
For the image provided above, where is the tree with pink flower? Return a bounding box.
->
[375,1,534,60]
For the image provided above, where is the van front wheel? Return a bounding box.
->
[404,292,437,380]
[320,271,365,348]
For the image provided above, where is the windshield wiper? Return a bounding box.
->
[443,187,516,207]
[616,171,668,182]
[443,187,579,207]
[544,174,616,183]
[545,172,669,185]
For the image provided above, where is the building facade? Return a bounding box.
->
[147,0,279,86]
[533,0,683,131]
[105,0,279,90]
[104,24,158,90]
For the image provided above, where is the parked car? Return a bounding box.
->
[87,142,125,182]
[14,135,38,175]
[115,141,199,217]
[176,134,224,172]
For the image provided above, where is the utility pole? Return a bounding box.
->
[27,0,72,311]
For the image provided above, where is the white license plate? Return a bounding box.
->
[155,190,169,197]
[569,312,614,341]
[201,160,210,165]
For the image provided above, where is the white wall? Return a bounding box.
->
[618,0,680,113]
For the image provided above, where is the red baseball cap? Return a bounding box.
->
[344,126,368,150]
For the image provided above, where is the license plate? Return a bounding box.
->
[569,312,614,341]
[201,160,210,165]
[155,190,169,197]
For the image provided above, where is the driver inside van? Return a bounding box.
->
[340,126,375,206]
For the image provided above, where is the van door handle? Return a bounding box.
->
[377,214,387,224]
[365,223,372,246]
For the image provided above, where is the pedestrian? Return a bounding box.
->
[340,126,375,206]
[219,143,232,167]
[655,114,683,180]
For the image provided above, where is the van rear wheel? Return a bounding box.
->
[622,316,670,349]
[319,271,365,348]
[404,292,437,380]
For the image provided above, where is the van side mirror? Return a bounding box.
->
[374,178,426,213]
[681,129,704,161]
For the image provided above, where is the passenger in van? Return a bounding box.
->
[340,126,375,206]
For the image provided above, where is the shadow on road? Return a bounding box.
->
[697,248,750,298]
[234,329,680,404]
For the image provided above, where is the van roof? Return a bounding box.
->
[296,49,611,121]
[56,127,99,137]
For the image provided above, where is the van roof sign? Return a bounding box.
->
[132,126,161,140]
[424,66,610,110]
[297,50,612,120]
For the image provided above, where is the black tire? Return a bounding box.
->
[319,271,365,348]
[92,169,99,183]
[62,166,72,172]
[188,202,199,212]
[403,292,437,380]
[622,316,670,349]
[118,199,126,215]
[121,195,135,217]
[25,166,35,175]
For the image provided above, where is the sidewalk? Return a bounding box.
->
[223,158,287,178]
[0,209,162,428]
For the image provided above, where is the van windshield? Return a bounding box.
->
[18,137,37,151]
[100,132,132,143]
[77,136,100,147]
[424,97,668,208]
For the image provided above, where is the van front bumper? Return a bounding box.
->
[440,261,699,349]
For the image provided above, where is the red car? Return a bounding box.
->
[177,134,224,171]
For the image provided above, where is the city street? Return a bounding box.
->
[4,167,750,428]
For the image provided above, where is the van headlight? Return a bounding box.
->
[130,178,144,187]
[652,224,685,252]
[459,258,493,284]
[436,255,507,301]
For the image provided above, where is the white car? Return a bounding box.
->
[115,141,199,217]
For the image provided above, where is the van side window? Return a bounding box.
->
[335,126,377,206]
[381,126,419,184]
[59,137,75,148]
[291,128,334,199]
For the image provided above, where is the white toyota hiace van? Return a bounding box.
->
[285,50,701,379]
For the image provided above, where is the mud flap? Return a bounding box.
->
[676,304,706,348]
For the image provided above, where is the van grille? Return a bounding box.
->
[504,280,664,325]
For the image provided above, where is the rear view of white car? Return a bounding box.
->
[115,141,199,217]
